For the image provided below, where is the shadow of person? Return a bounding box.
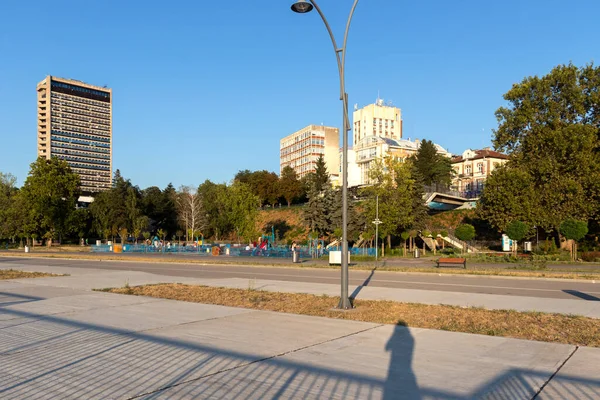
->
[383,325,421,400]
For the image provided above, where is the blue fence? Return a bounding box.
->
[91,244,378,259]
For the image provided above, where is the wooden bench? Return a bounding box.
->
[436,257,466,269]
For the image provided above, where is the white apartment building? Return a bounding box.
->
[353,99,402,145]
[280,125,340,179]
[351,137,451,186]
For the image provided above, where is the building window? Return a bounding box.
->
[465,165,472,175]
[477,163,484,173]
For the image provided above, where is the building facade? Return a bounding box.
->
[352,99,402,145]
[37,76,112,194]
[280,125,340,180]
[451,148,509,198]
[351,137,451,186]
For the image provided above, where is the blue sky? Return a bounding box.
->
[1,0,599,189]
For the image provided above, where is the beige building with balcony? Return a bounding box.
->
[37,76,112,193]
[280,125,340,180]
[451,148,509,198]
[353,99,402,145]
[352,137,451,186]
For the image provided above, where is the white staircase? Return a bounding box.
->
[442,234,479,253]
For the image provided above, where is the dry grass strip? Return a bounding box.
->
[0,269,58,280]
[105,283,600,347]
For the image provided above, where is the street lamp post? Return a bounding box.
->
[372,195,381,262]
[291,0,359,309]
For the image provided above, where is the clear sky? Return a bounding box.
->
[1,0,599,189]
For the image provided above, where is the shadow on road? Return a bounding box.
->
[350,266,377,302]
[563,290,600,301]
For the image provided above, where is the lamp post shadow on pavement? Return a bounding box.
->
[290,0,359,309]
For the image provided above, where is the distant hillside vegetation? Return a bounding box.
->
[256,206,309,244]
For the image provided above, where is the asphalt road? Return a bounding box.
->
[2,256,600,301]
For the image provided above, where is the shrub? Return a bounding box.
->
[581,251,600,262]
[537,239,559,254]
[455,224,476,242]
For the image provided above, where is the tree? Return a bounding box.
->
[361,156,426,249]
[411,139,454,189]
[118,228,128,244]
[454,224,476,254]
[198,180,230,240]
[235,170,280,207]
[559,219,588,261]
[176,186,205,242]
[221,182,260,243]
[132,216,149,244]
[20,157,80,243]
[400,231,410,256]
[506,220,530,255]
[489,63,600,237]
[303,184,335,237]
[314,155,331,192]
[157,229,166,251]
[477,167,537,232]
[279,166,302,206]
[0,173,18,240]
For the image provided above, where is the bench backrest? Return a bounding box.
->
[438,258,466,263]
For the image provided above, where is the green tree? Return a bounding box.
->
[222,182,260,242]
[235,170,280,207]
[489,63,600,237]
[454,224,476,254]
[559,219,589,261]
[279,166,302,206]
[506,220,530,255]
[303,184,335,237]
[361,157,425,248]
[20,158,80,243]
[477,167,537,232]
[304,155,331,194]
[411,139,454,189]
[198,180,230,240]
[0,173,18,240]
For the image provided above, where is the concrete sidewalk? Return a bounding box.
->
[1,272,599,399]
[2,261,600,319]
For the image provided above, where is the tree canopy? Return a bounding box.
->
[411,139,454,189]
[454,224,476,242]
[559,219,588,241]
[360,156,426,246]
[479,63,600,233]
[505,221,529,242]
[20,157,80,240]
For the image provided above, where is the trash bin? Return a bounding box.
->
[292,251,300,263]
[414,248,420,258]
[24,246,30,253]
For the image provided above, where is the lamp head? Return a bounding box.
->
[291,0,314,13]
